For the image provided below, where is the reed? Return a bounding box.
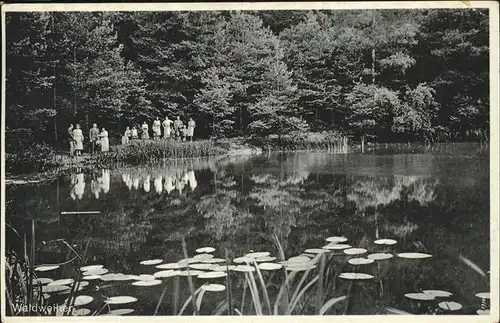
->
[250,131,348,152]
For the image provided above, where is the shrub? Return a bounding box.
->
[5,143,61,174]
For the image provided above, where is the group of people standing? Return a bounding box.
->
[68,123,109,156]
[122,116,196,144]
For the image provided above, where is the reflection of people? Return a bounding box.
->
[187,170,197,191]
[176,175,185,194]
[143,175,150,193]
[74,172,85,200]
[187,118,196,142]
[122,173,133,190]
[91,173,101,199]
[101,169,110,194]
[162,117,173,139]
[133,177,140,190]
[164,175,175,194]
[154,175,163,194]
[99,128,109,152]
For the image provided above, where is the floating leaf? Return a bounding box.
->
[104,296,138,305]
[231,265,256,273]
[82,275,102,281]
[287,256,311,263]
[477,309,490,315]
[109,309,134,315]
[255,256,276,262]
[72,308,91,316]
[80,265,103,272]
[397,253,432,259]
[422,290,452,297]
[137,274,156,281]
[325,236,348,243]
[367,253,394,260]
[140,259,163,266]
[196,247,216,253]
[154,270,180,278]
[438,301,462,311]
[374,239,397,245]
[35,265,59,272]
[177,270,204,276]
[101,273,135,282]
[193,254,214,260]
[42,285,70,293]
[319,296,347,315]
[404,293,435,301]
[47,278,75,286]
[132,280,162,287]
[178,258,198,266]
[305,248,328,254]
[72,295,93,306]
[198,271,227,279]
[201,284,226,292]
[323,244,352,250]
[284,263,316,272]
[299,253,315,258]
[339,273,374,280]
[245,252,271,258]
[33,278,53,285]
[344,248,367,255]
[348,258,375,265]
[386,307,412,315]
[258,263,283,271]
[233,256,256,264]
[201,258,226,264]
[189,263,218,271]
[212,265,236,272]
[156,263,186,270]
[83,268,108,276]
[475,292,490,299]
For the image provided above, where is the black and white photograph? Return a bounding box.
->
[1,1,499,321]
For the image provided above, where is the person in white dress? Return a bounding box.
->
[162,117,173,139]
[187,118,196,141]
[153,117,161,140]
[99,128,109,152]
[73,124,84,156]
[141,122,149,140]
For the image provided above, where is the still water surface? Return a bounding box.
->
[6,143,490,315]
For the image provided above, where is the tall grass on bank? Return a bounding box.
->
[92,139,227,166]
[249,131,348,152]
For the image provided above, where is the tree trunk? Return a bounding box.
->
[372,48,376,84]
[361,134,365,153]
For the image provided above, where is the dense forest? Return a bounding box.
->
[5,9,489,151]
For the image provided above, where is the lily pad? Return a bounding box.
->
[82,275,102,280]
[287,256,311,263]
[140,259,163,266]
[83,268,108,276]
[201,284,226,292]
[72,295,93,306]
[475,292,490,299]
[323,244,352,250]
[344,248,368,255]
[284,263,316,272]
[156,263,186,270]
[198,271,227,279]
[231,265,256,273]
[33,278,53,285]
[154,270,180,278]
[35,265,60,272]
[477,309,490,315]
[101,273,135,282]
[422,290,452,297]
[80,265,104,272]
[104,296,138,305]
[367,253,394,260]
[258,263,283,271]
[212,265,237,271]
[109,308,134,315]
[47,278,75,286]
[196,247,216,253]
[233,256,256,264]
[438,301,462,311]
[374,239,397,245]
[178,258,198,266]
[42,285,70,293]
[189,263,218,271]
[193,254,214,260]
[245,252,271,258]
[305,248,328,254]
[348,258,375,265]
[177,270,204,276]
[72,308,91,316]
[397,253,432,259]
[404,293,435,301]
[325,236,348,243]
[339,272,374,280]
[136,274,155,281]
[201,258,226,264]
[132,280,162,287]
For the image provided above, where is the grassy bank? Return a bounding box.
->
[249,131,348,152]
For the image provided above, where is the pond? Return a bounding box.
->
[5,143,491,316]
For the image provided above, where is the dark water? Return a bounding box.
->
[5,143,491,315]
